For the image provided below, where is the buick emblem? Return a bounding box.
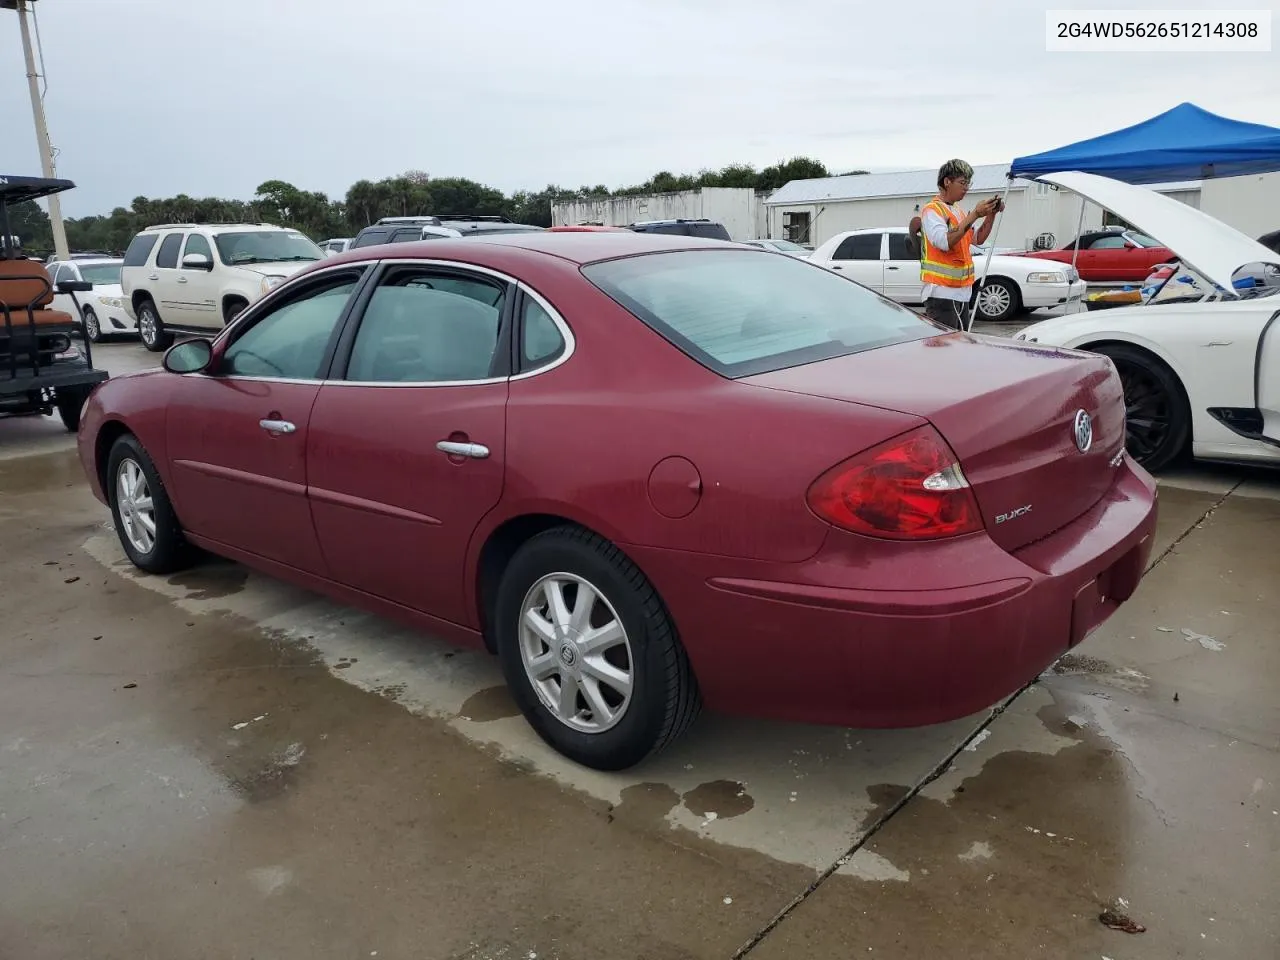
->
[1073,409,1093,453]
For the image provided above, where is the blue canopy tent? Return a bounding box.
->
[1009,102,1280,184]
[964,103,1280,329]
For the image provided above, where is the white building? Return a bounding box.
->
[551,187,767,240]
[763,163,1273,250]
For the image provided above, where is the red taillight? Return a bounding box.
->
[806,425,982,540]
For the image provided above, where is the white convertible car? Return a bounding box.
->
[1015,171,1280,471]
[809,226,1087,322]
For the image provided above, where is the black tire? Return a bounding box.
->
[55,386,91,432]
[973,277,1021,322]
[494,526,701,770]
[1093,343,1190,472]
[82,306,103,343]
[223,298,248,325]
[136,297,173,352]
[106,433,192,574]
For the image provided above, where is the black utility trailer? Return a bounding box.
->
[0,175,108,431]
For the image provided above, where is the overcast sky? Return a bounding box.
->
[1,0,1276,217]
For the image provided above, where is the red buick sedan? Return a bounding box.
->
[77,232,1157,770]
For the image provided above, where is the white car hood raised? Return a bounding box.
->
[1038,171,1280,294]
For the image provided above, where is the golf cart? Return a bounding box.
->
[1,175,108,431]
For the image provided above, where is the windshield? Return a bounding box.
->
[78,263,122,285]
[213,231,322,265]
[582,249,933,378]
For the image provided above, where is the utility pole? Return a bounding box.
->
[7,0,69,260]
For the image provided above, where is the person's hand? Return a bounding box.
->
[974,198,999,218]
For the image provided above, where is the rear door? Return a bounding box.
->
[49,263,76,314]
[165,265,371,574]
[883,232,922,303]
[306,261,511,626]
[827,233,885,292]
[150,231,187,318]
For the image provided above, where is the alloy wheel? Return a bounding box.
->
[116,458,157,555]
[1113,358,1172,463]
[518,572,634,733]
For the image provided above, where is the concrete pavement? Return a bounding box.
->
[1,341,1278,959]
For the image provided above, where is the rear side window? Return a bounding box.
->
[123,233,159,267]
[353,229,390,248]
[833,234,882,261]
[155,233,184,269]
[389,228,422,243]
[583,250,931,378]
[687,222,731,241]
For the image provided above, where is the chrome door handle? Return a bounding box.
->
[148,274,158,280]
[831,265,843,270]
[886,266,900,271]
[176,277,188,283]
[436,440,489,459]
[259,418,296,435]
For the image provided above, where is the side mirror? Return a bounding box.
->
[56,280,93,293]
[181,253,213,270]
[163,337,214,374]
[1123,242,1137,250]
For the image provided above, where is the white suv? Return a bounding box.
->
[120,223,324,351]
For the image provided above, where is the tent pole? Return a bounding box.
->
[966,178,1014,331]
[1069,193,1087,277]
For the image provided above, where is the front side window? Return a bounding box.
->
[583,249,931,378]
[155,233,184,269]
[51,264,71,285]
[887,233,914,260]
[1090,236,1128,250]
[213,230,321,266]
[346,268,505,383]
[183,233,214,263]
[221,271,363,379]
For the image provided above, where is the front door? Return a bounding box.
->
[1259,311,1280,442]
[164,265,370,574]
[306,262,511,627]
[828,232,885,293]
[172,233,222,330]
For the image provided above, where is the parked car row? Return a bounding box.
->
[807,227,1087,321]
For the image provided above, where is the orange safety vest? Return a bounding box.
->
[919,198,974,288]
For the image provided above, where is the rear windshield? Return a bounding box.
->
[686,222,731,241]
[582,250,932,377]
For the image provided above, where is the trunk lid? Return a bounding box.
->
[745,335,1126,552]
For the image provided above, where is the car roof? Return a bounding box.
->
[140,223,300,234]
[56,257,122,266]
[320,230,742,270]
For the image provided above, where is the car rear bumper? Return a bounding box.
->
[624,457,1157,728]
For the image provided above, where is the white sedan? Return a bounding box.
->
[48,257,134,342]
[1015,171,1280,472]
[809,227,1087,322]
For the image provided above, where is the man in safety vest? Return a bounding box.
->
[919,159,1001,331]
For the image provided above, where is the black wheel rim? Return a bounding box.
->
[1113,358,1171,463]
